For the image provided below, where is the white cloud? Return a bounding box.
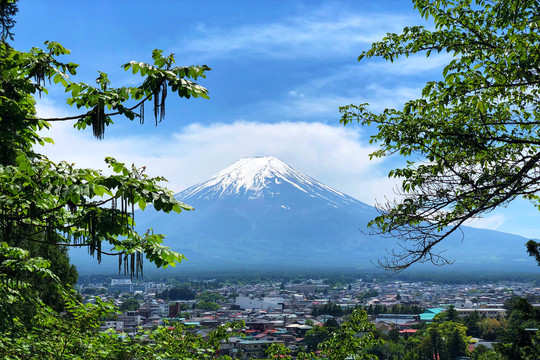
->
[362,52,455,76]
[464,214,507,231]
[176,13,414,61]
[288,90,305,98]
[35,98,75,119]
[37,118,399,205]
[38,107,537,236]
[249,84,423,121]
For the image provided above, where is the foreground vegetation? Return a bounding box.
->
[1,0,540,358]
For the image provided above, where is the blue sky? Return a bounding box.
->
[12,0,540,239]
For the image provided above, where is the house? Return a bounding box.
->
[285,323,312,337]
[399,329,418,338]
[100,320,124,331]
[118,311,143,330]
[419,308,445,322]
[247,321,275,332]
[373,321,392,335]
[236,340,271,359]
[374,313,419,325]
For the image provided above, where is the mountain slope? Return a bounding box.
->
[71,156,538,273]
[137,157,382,268]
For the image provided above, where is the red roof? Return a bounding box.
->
[399,329,418,334]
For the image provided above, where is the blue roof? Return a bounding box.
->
[419,308,445,322]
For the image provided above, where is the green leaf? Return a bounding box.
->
[92,184,110,197]
[132,62,139,74]
[138,198,147,210]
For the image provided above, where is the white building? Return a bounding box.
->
[235,296,285,310]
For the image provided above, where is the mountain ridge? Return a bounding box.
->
[70,156,539,273]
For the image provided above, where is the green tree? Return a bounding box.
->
[166,287,196,301]
[496,297,540,359]
[119,298,140,312]
[341,0,540,270]
[388,328,400,342]
[196,300,220,311]
[443,305,459,323]
[196,290,225,302]
[265,343,292,359]
[420,326,444,360]
[0,0,212,329]
[463,311,481,337]
[303,326,331,352]
[0,0,216,355]
[324,318,340,331]
[416,321,470,360]
[298,310,381,360]
[446,327,468,360]
[478,317,505,341]
[476,350,504,360]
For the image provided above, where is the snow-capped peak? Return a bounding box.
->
[176,156,368,209]
[211,156,296,192]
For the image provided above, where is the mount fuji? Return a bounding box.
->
[72,156,538,273]
[134,156,385,270]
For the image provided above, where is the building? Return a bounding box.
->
[419,308,445,322]
[456,308,506,319]
[235,296,285,310]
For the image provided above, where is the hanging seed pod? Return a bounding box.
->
[32,61,47,97]
[153,83,160,125]
[130,253,135,280]
[136,251,142,279]
[91,101,106,139]
[131,192,135,230]
[97,234,101,263]
[111,197,116,224]
[159,81,167,123]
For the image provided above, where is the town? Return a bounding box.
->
[78,274,540,359]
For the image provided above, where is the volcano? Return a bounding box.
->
[71,156,538,273]
[137,156,385,269]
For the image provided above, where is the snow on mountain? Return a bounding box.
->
[70,156,539,273]
[177,156,367,209]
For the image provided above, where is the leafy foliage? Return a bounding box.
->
[496,296,540,359]
[314,309,380,360]
[1,31,211,278]
[303,325,331,352]
[0,1,214,354]
[340,0,540,270]
[0,290,245,359]
[119,298,139,312]
[159,286,196,300]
